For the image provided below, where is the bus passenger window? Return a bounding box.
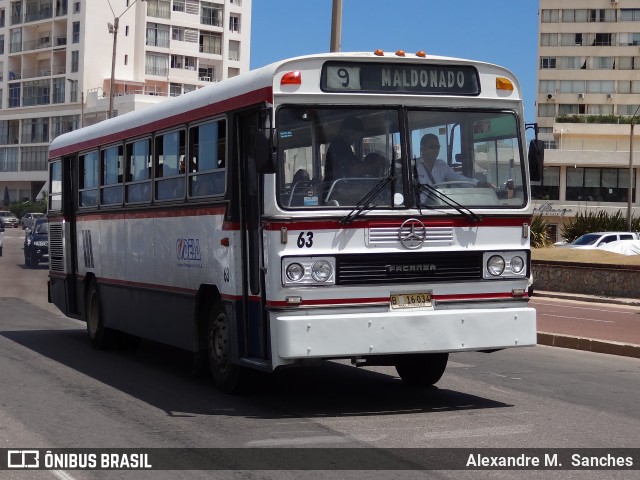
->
[79,150,99,208]
[125,138,152,204]
[101,145,124,206]
[188,119,226,197]
[155,129,186,201]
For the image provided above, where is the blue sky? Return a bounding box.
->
[250,0,539,122]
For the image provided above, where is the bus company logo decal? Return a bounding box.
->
[398,218,427,249]
[176,238,202,268]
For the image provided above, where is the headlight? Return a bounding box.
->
[311,260,333,282]
[26,237,32,246]
[483,251,528,279]
[286,263,305,282]
[282,257,336,286]
[510,256,525,274]
[487,255,505,276]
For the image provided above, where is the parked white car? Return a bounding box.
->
[560,231,640,249]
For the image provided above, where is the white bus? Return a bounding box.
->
[48,51,541,392]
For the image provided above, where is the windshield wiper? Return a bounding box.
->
[340,175,395,225]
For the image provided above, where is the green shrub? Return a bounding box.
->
[560,210,640,242]
[530,214,553,248]
[9,200,47,220]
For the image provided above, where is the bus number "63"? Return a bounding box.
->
[296,232,314,248]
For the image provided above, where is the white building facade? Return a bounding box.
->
[0,0,251,203]
[535,0,640,240]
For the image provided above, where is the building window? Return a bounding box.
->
[541,9,559,23]
[538,104,555,117]
[172,26,185,41]
[229,15,240,32]
[592,56,614,69]
[145,53,169,76]
[8,83,20,108]
[532,166,560,200]
[21,146,48,172]
[620,9,640,22]
[539,57,556,69]
[593,33,612,46]
[566,168,634,203]
[146,22,170,47]
[563,9,588,22]
[71,50,79,72]
[74,2,80,13]
[72,21,80,43]
[21,118,49,144]
[201,3,221,26]
[559,80,585,94]
[618,104,640,115]
[173,0,185,12]
[586,80,614,94]
[170,83,182,97]
[540,33,558,46]
[0,34,4,55]
[124,54,128,66]
[539,80,555,94]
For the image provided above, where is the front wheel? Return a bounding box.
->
[207,303,246,393]
[85,281,115,349]
[395,353,449,386]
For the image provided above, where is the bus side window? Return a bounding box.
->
[155,129,186,201]
[79,150,99,208]
[125,139,152,204]
[189,119,226,197]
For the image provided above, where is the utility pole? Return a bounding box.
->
[330,0,343,52]
[628,105,640,230]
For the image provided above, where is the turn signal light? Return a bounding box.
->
[281,71,302,86]
[496,77,514,91]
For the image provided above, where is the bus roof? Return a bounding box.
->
[49,52,521,159]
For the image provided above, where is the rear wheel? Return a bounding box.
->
[395,353,449,386]
[85,281,115,349]
[207,303,246,393]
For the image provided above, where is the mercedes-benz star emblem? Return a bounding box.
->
[399,218,427,249]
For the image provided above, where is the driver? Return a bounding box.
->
[415,133,491,187]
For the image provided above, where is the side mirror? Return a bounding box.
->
[255,106,277,174]
[25,227,32,235]
[528,139,544,182]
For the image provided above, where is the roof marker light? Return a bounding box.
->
[374,49,384,56]
[281,71,302,86]
[496,76,514,91]
[416,50,426,58]
[395,50,406,57]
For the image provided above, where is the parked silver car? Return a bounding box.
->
[20,212,44,230]
[0,210,19,228]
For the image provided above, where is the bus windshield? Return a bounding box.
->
[277,107,525,210]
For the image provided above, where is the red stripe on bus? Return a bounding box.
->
[49,87,273,158]
[265,291,518,307]
[263,216,531,230]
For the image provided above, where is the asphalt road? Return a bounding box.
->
[1,228,639,480]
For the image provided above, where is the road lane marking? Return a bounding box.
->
[541,313,614,323]
[51,470,77,480]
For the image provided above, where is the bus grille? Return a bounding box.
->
[336,252,483,285]
[49,223,65,272]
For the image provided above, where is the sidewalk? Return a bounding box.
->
[534,290,640,360]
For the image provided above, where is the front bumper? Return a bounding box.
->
[270,305,536,367]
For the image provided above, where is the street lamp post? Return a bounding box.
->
[107,0,145,119]
[330,0,343,52]
[628,104,640,230]
[67,79,84,128]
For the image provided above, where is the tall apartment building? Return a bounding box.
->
[0,0,251,203]
[535,0,640,240]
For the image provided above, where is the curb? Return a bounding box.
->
[533,290,640,307]
[537,332,640,359]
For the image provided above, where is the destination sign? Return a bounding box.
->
[321,62,480,95]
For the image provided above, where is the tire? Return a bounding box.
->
[207,302,246,393]
[85,281,115,349]
[395,353,449,386]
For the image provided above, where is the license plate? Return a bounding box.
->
[390,292,432,309]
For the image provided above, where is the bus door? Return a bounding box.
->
[236,111,269,362]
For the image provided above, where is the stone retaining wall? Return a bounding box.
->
[532,261,640,298]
